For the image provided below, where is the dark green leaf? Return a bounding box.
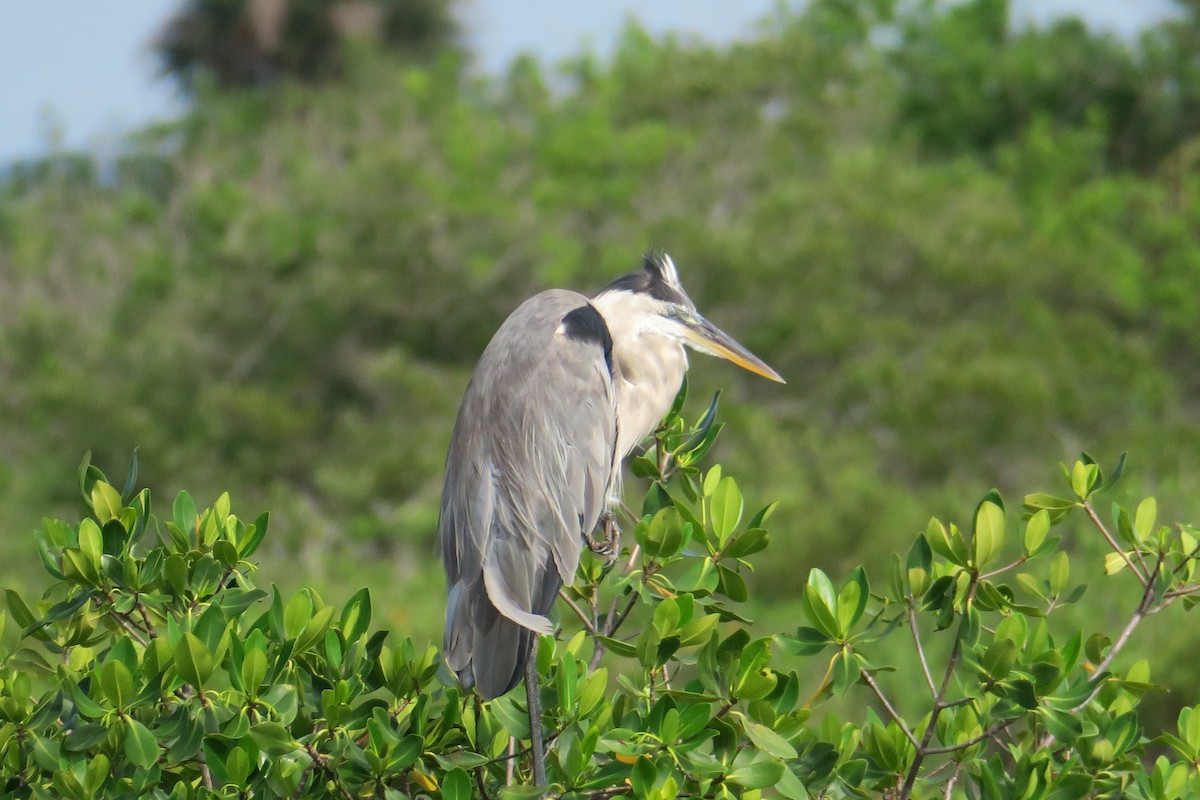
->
[249,721,298,755]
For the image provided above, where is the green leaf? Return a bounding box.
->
[926,518,969,566]
[241,647,268,698]
[393,733,424,770]
[173,491,197,543]
[238,512,270,558]
[442,768,472,800]
[249,721,299,755]
[775,766,809,799]
[741,716,798,759]
[631,756,656,799]
[727,756,785,789]
[837,567,869,631]
[906,534,932,597]
[1023,493,1077,523]
[831,651,861,696]
[490,695,531,740]
[91,481,124,524]
[724,527,770,559]
[85,752,110,795]
[1040,707,1082,745]
[125,717,159,768]
[1071,461,1098,500]
[68,680,108,718]
[1104,551,1132,575]
[577,667,608,718]
[1135,497,1157,541]
[642,507,684,559]
[595,635,638,658]
[779,626,832,656]
[802,568,840,638]
[1099,452,1127,493]
[1024,509,1050,556]
[1049,551,1070,596]
[120,448,140,501]
[176,632,213,689]
[973,500,1005,568]
[709,476,743,545]
[62,547,99,584]
[6,588,38,632]
[340,587,372,642]
[284,590,312,640]
[30,733,62,771]
[97,660,134,710]
[212,539,239,568]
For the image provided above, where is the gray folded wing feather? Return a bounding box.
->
[440,289,617,698]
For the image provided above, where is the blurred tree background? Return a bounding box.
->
[4,0,1200,732]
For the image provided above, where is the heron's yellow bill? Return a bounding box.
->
[680,314,785,384]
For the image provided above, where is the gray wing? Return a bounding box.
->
[440,289,617,698]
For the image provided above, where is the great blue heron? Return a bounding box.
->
[439,252,783,784]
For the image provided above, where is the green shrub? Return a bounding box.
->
[4,402,1200,798]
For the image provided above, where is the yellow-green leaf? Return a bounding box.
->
[91,481,123,524]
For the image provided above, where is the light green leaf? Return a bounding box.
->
[973,500,1005,569]
[1024,509,1049,556]
[1135,497,1157,541]
[91,481,123,524]
[1050,551,1070,596]
[709,476,743,545]
[741,716,798,759]
[728,757,785,789]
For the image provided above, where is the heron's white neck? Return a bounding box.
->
[591,291,689,460]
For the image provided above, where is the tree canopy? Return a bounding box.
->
[4,0,1200,739]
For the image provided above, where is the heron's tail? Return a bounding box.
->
[443,579,550,699]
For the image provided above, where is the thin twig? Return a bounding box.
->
[558,590,599,634]
[979,556,1027,581]
[860,669,922,751]
[1164,583,1200,600]
[97,587,150,646]
[924,719,1016,755]
[907,600,937,698]
[1067,554,1164,715]
[135,595,158,639]
[1172,540,1200,577]
[505,737,515,785]
[900,575,980,799]
[1084,501,1148,585]
[943,761,963,800]
[606,590,641,639]
[197,743,214,790]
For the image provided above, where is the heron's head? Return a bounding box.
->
[594,253,785,384]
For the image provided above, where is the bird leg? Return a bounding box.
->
[585,511,621,564]
[525,641,547,786]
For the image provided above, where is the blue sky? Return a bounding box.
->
[0,0,1179,164]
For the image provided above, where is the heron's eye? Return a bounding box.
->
[663,305,690,322]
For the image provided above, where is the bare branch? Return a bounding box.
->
[907,599,938,698]
[1084,501,1148,585]
[861,669,922,751]
[558,589,599,635]
[924,719,1017,755]
[900,575,981,799]
[980,556,1027,581]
